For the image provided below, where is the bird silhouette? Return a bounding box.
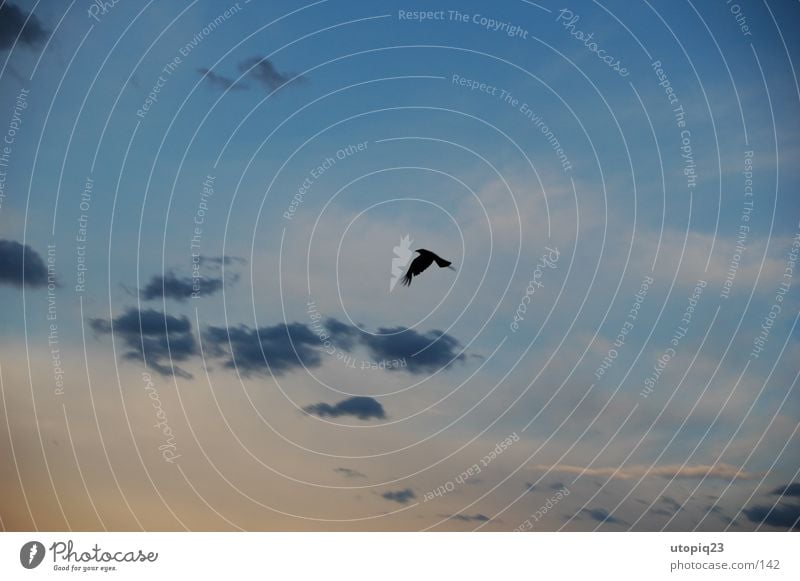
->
[402,249,455,287]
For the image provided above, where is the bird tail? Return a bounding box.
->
[433,256,452,268]
[401,272,413,286]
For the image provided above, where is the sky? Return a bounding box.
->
[0,0,798,531]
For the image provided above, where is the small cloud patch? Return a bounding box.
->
[303,396,385,421]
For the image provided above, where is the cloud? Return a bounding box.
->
[199,255,246,267]
[324,317,469,373]
[648,496,683,517]
[381,489,415,504]
[648,507,672,517]
[89,308,197,378]
[0,3,48,51]
[359,326,467,374]
[769,482,800,498]
[303,396,385,421]
[579,508,626,525]
[742,483,800,530]
[238,56,299,91]
[444,513,490,522]
[324,318,360,351]
[202,318,470,377]
[660,496,683,513]
[535,463,757,481]
[203,322,322,376]
[632,229,792,296]
[198,57,300,93]
[197,68,245,91]
[743,502,800,530]
[140,271,226,302]
[0,240,49,288]
[334,467,366,479]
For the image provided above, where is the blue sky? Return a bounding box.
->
[0,0,798,531]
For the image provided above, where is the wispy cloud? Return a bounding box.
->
[140,271,228,302]
[199,255,246,267]
[196,68,245,91]
[577,508,626,525]
[238,56,300,91]
[381,489,415,504]
[443,513,490,522]
[198,57,302,92]
[534,463,757,481]
[334,467,366,479]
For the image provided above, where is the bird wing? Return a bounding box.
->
[402,254,434,286]
[431,254,452,268]
[418,248,452,268]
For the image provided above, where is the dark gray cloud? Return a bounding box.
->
[579,508,626,525]
[83,309,473,381]
[445,513,490,522]
[548,481,566,490]
[381,488,415,504]
[303,396,385,421]
[203,322,322,376]
[325,317,467,373]
[769,482,800,498]
[90,308,197,378]
[741,483,800,530]
[203,318,469,377]
[0,240,48,288]
[0,3,48,51]
[197,68,245,91]
[85,309,468,381]
[238,56,298,91]
[141,271,226,302]
[324,318,360,351]
[743,502,800,530]
[360,326,467,374]
[334,467,366,479]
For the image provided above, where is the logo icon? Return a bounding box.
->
[389,234,414,292]
[20,541,45,569]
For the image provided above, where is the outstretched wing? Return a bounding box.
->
[418,248,452,268]
[402,254,433,286]
[431,254,451,268]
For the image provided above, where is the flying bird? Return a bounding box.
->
[402,249,455,287]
